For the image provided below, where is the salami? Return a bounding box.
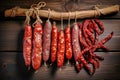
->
[32,23,43,70]
[57,30,65,68]
[23,24,32,67]
[43,20,52,65]
[51,22,58,63]
[72,23,80,61]
[65,26,72,61]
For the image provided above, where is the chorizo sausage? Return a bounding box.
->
[32,23,42,70]
[23,24,32,68]
[51,22,58,63]
[57,30,65,68]
[65,26,72,61]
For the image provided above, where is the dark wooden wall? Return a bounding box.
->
[0,0,120,80]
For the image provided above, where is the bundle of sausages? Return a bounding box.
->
[23,19,113,75]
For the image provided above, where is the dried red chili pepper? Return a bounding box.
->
[32,23,42,70]
[77,20,113,74]
[51,22,58,63]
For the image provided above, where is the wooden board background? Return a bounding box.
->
[0,0,120,80]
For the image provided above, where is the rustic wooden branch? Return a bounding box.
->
[4,5,119,20]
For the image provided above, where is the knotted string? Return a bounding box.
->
[94,5,104,18]
[24,10,31,25]
[31,2,46,27]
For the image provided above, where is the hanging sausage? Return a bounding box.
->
[57,13,65,68]
[51,22,58,63]
[23,11,32,69]
[65,12,72,63]
[32,10,43,70]
[42,10,52,66]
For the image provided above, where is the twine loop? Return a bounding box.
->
[94,5,104,18]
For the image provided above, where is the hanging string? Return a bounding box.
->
[32,8,42,27]
[24,10,31,25]
[61,12,63,30]
[30,1,46,19]
[37,1,46,9]
[31,2,46,27]
[75,11,77,23]
[30,2,46,10]
[48,8,51,21]
[68,12,71,26]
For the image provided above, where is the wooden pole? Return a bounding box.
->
[4,5,119,20]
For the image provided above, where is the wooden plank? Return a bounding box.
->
[0,0,120,19]
[0,52,120,80]
[0,20,120,51]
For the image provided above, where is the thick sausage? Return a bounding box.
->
[43,20,52,65]
[32,23,42,70]
[23,24,32,67]
[72,23,81,61]
[57,30,65,68]
[51,22,58,63]
[65,26,72,61]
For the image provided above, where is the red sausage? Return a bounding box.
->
[65,26,72,61]
[23,24,32,67]
[57,30,65,68]
[51,22,58,63]
[32,23,42,70]
[43,20,52,64]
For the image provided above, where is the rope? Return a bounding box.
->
[32,8,42,27]
[24,10,31,25]
[68,12,71,26]
[31,2,46,27]
[94,5,105,18]
[61,12,63,30]
[75,11,77,23]
[48,8,51,21]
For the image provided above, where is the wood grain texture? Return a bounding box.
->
[0,0,120,18]
[0,0,120,80]
[0,52,120,80]
[0,20,120,51]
